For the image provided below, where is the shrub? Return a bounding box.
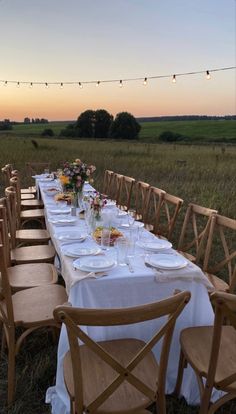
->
[159,131,185,142]
[41,128,54,137]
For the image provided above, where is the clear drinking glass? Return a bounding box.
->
[127,209,136,226]
[101,228,111,250]
[114,237,128,266]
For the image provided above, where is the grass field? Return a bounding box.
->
[1,136,236,413]
[3,118,236,143]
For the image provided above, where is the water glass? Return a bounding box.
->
[115,237,128,266]
[127,209,136,226]
[101,228,111,250]
[127,226,139,256]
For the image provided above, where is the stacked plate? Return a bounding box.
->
[49,207,71,215]
[48,215,77,226]
[145,254,188,270]
[54,230,87,242]
[137,239,172,252]
[63,245,101,258]
[119,221,144,229]
[73,256,116,272]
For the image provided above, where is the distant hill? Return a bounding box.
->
[136,115,236,122]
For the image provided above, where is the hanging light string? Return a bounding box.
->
[1,66,235,88]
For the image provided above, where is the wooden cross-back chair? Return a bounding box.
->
[26,161,51,176]
[0,237,67,406]
[102,170,114,198]
[118,175,135,211]
[144,186,166,232]
[2,164,35,198]
[0,205,55,265]
[110,173,124,204]
[134,181,150,222]
[178,203,218,264]
[174,291,236,414]
[0,208,57,291]
[203,213,236,293]
[153,192,184,241]
[9,176,45,228]
[5,186,50,247]
[11,170,43,209]
[54,290,191,414]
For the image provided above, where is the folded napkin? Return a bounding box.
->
[71,270,108,286]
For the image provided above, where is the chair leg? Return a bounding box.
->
[199,385,213,414]
[1,326,6,358]
[7,341,16,406]
[156,392,166,414]
[173,349,186,396]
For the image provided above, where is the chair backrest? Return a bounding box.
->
[145,186,166,229]
[203,214,236,293]
[5,186,18,246]
[54,290,191,414]
[202,291,236,398]
[118,175,135,211]
[178,203,218,263]
[134,181,150,221]
[9,176,21,220]
[0,205,11,267]
[26,162,50,177]
[1,164,13,187]
[102,170,114,198]
[0,238,15,348]
[154,192,183,240]
[110,173,124,204]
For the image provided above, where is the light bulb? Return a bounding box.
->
[79,82,83,89]
[172,75,176,83]
[119,80,123,88]
[96,81,100,87]
[17,82,20,88]
[45,82,49,88]
[29,82,33,88]
[206,70,211,80]
[60,82,64,89]
[143,77,147,86]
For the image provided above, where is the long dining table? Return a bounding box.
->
[36,176,216,414]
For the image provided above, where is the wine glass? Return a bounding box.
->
[127,209,136,227]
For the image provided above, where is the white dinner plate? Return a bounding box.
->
[137,239,172,252]
[44,188,59,196]
[73,256,116,272]
[54,231,87,241]
[49,208,71,215]
[146,254,188,270]
[63,246,101,258]
[48,216,77,226]
[118,221,144,229]
[117,211,128,217]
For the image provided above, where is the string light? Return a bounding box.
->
[0,66,234,89]
[17,82,20,88]
[60,82,64,89]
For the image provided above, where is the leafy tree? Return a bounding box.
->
[94,109,113,138]
[75,110,95,138]
[109,112,141,140]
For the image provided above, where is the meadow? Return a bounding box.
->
[4,118,236,143]
[0,135,236,413]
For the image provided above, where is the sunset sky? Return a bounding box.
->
[0,0,235,121]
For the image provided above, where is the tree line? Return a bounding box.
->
[60,110,141,140]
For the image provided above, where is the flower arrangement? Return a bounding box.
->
[90,192,107,219]
[59,159,96,192]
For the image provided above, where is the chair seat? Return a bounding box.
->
[20,209,45,219]
[64,338,158,413]
[7,263,58,291]
[205,272,229,292]
[1,285,67,327]
[21,186,36,194]
[11,244,55,264]
[16,229,50,243]
[178,251,196,263]
[180,326,236,392]
[21,199,44,209]
[21,193,35,200]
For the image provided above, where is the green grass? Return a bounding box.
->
[3,119,236,143]
[1,136,236,412]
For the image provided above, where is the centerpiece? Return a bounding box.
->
[59,159,96,208]
[89,192,107,220]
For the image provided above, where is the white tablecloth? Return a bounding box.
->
[37,179,216,414]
